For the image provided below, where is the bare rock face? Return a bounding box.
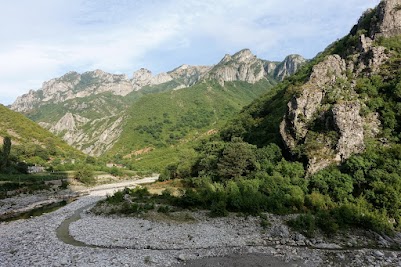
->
[280,55,347,150]
[205,49,268,86]
[168,64,212,87]
[274,55,307,81]
[332,102,365,161]
[280,55,369,174]
[131,68,173,91]
[370,0,401,38]
[11,90,41,112]
[11,70,134,112]
[205,49,306,86]
[50,112,87,134]
[354,34,389,75]
[40,111,124,157]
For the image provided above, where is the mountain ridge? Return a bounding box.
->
[11,49,306,157]
[11,50,306,113]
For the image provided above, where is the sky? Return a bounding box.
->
[0,0,380,105]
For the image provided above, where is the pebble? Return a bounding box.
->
[374,250,384,257]
[0,193,401,267]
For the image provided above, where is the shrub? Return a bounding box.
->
[210,200,228,217]
[74,168,95,185]
[288,213,316,238]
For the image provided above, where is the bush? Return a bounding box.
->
[316,211,339,237]
[106,190,125,204]
[210,200,228,217]
[109,167,124,177]
[288,213,316,238]
[74,168,95,185]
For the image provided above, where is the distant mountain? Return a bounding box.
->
[204,49,306,85]
[11,65,212,113]
[10,50,306,158]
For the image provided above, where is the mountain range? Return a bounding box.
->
[10,50,306,162]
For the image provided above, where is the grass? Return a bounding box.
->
[0,172,68,182]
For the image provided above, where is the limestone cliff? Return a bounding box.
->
[12,70,132,112]
[280,0,399,174]
[204,49,305,86]
[274,55,307,81]
[168,64,212,87]
[131,68,173,91]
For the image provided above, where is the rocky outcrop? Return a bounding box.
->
[205,49,266,86]
[370,0,401,38]
[351,0,401,39]
[351,34,389,75]
[280,55,347,149]
[11,90,41,112]
[274,55,307,81]
[204,49,306,86]
[280,54,370,174]
[332,102,365,161]
[40,112,124,157]
[131,68,173,91]
[50,113,88,134]
[168,64,212,87]
[11,70,134,112]
[279,0,401,174]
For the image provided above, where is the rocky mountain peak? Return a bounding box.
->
[352,0,401,39]
[221,54,232,64]
[132,68,152,81]
[232,49,256,63]
[274,54,307,81]
[168,65,212,87]
[205,49,268,86]
[371,0,401,38]
[204,49,306,85]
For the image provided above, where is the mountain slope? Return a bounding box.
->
[164,0,401,234]
[218,0,401,174]
[106,79,275,167]
[11,50,306,157]
[0,104,84,167]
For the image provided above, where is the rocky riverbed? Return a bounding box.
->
[1,177,401,266]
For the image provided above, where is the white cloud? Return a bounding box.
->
[0,0,380,105]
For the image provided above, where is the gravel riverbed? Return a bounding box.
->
[1,177,401,266]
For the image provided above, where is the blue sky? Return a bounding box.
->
[0,0,380,105]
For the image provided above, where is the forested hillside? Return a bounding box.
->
[0,104,84,172]
[159,0,401,235]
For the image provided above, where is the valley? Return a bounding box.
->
[2,0,401,266]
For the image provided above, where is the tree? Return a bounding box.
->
[0,137,11,171]
[216,137,257,180]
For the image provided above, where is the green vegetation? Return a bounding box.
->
[139,35,401,236]
[0,104,84,171]
[74,167,95,185]
[103,79,276,171]
[0,172,69,199]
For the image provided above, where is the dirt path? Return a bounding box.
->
[82,175,159,196]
